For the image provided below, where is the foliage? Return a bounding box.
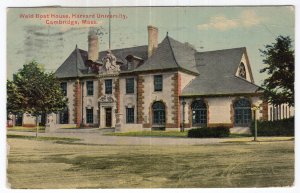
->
[187,126,230,138]
[250,117,294,136]
[259,36,294,106]
[7,80,24,116]
[7,61,67,116]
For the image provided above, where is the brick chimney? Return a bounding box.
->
[88,29,99,62]
[147,25,158,58]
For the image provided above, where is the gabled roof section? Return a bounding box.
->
[55,45,87,78]
[134,35,199,74]
[194,47,246,79]
[182,47,261,96]
[182,76,261,96]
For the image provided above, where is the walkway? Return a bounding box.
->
[7,128,228,146]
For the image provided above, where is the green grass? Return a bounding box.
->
[106,130,188,137]
[7,134,80,143]
[7,138,294,188]
[7,126,45,132]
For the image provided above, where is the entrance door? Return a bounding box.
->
[105,108,112,127]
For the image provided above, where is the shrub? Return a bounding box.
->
[250,117,294,136]
[188,126,230,138]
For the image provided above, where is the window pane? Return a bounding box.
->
[126,108,134,123]
[191,100,207,127]
[234,99,251,126]
[154,75,163,91]
[105,79,112,94]
[152,102,165,125]
[126,78,134,94]
[86,81,94,96]
[59,108,68,124]
[60,82,67,96]
[86,108,93,124]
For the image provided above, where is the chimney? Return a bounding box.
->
[147,25,158,58]
[88,28,99,62]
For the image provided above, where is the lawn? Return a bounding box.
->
[7,126,45,133]
[7,137,294,188]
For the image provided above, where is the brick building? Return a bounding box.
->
[49,25,293,133]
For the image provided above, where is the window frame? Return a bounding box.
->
[60,82,67,96]
[126,78,135,94]
[152,101,165,125]
[105,79,113,94]
[86,108,94,124]
[191,100,207,127]
[86,81,94,96]
[59,107,69,124]
[234,98,251,127]
[126,107,134,123]
[154,75,163,92]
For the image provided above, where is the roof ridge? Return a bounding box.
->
[197,47,246,54]
[166,35,180,68]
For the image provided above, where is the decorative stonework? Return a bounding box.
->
[73,80,82,127]
[99,50,120,74]
[170,72,180,128]
[137,75,145,124]
[114,78,120,113]
[98,79,103,98]
[98,95,115,103]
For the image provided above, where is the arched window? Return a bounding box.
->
[191,100,207,127]
[152,101,165,125]
[234,98,251,127]
[239,62,247,79]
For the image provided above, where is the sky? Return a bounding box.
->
[7,6,295,85]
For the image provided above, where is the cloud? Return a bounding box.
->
[197,9,263,31]
[240,10,262,27]
[197,16,238,31]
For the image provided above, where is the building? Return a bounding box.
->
[14,25,294,132]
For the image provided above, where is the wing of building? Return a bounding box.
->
[41,25,293,133]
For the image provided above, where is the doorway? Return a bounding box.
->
[105,108,112,127]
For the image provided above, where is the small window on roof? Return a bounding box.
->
[239,62,246,79]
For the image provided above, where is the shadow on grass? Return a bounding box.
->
[7,134,81,143]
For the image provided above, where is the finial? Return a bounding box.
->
[75,44,78,49]
[166,31,169,36]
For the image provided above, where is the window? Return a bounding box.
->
[59,107,69,124]
[239,62,247,79]
[191,100,207,127]
[126,78,134,94]
[152,101,165,125]
[60,82,67,96]
[126,108,134,123]
[234,98,251,127]
[105,79,112,94]
[154,75,163,91]
[86,81,94,96]
[86,108,93,124]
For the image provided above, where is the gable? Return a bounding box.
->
[235,52,255,83]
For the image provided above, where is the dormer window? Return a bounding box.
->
[239,62,246,79]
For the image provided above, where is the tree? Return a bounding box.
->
[259,36,294,106]
[7,61,68,134]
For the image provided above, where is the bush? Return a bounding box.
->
[188,126,230,138]
[250,117,294,136]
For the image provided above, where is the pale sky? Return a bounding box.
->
[7,6,295,85]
